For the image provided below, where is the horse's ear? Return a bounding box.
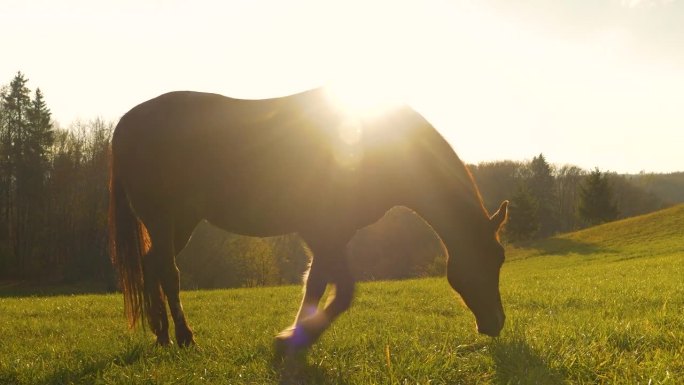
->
[490,200,509,231]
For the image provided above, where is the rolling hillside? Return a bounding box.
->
[507,203,684,261]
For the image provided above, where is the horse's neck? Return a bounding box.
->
[405,149,490,250]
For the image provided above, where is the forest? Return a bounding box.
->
[0,72,681,290]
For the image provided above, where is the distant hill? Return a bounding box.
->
[507,203,684,261]
[625,172,684,204]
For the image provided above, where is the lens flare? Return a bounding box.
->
[333,123,364,170]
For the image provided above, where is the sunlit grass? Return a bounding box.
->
[1,205,682,384]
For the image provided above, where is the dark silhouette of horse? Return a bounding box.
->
[109,87,508,350]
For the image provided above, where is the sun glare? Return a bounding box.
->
[325,79,405,119]
[323,77,408,171]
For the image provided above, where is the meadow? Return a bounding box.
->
[1,205,682,384]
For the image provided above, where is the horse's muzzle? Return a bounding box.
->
[477,312,505,337]
[477,325,501,337]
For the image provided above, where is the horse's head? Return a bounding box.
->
[447,200,508,337]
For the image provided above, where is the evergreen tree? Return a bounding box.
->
[0,72,33,273]
[505,185,539,242]
[555,165,584,232]
[0,73,55,276]
[20,88,53,199]
[0,85,6,274]
[578,168,618,226]
[526,153,558,237]
[26,88,54,168]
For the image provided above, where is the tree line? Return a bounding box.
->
[469,154,668,242]
[0,72,113,284]
[0,72,678,289]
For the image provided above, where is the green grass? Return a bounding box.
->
[1,205,683,384]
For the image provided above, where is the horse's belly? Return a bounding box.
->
[202,194,301,237]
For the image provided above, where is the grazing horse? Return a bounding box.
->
[108,87,508,350]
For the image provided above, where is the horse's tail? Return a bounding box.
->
[108,151,150,329]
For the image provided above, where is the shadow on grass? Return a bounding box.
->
[519,237,616,257]
[272,354,351,385]
[0,280,113,298]
[39,343,145,385]
[491,338,565,385]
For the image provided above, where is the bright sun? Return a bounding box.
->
[323,75,408,171]
[324,76,406,119]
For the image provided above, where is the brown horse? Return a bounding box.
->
[108,87,508,350]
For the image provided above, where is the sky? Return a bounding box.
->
[1,0,683,173]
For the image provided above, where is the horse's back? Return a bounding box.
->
[111,88,446,236]
[111,89,346,233]
[114,89,325,151]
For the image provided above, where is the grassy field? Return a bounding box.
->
[1,205,683,384]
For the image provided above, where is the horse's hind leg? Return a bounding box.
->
[146,217,195,347]
[143,253,170,345]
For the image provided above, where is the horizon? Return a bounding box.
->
[2,0,683,174]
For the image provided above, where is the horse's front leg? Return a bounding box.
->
[295,258,329,324]
[275,240,355,355]
[275,256,329,352]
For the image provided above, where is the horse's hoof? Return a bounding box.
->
[176,329,196,347]
[155,334,172,346]
[273,334,290,359]
[178,338,196,348]
[274,326,313,358]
